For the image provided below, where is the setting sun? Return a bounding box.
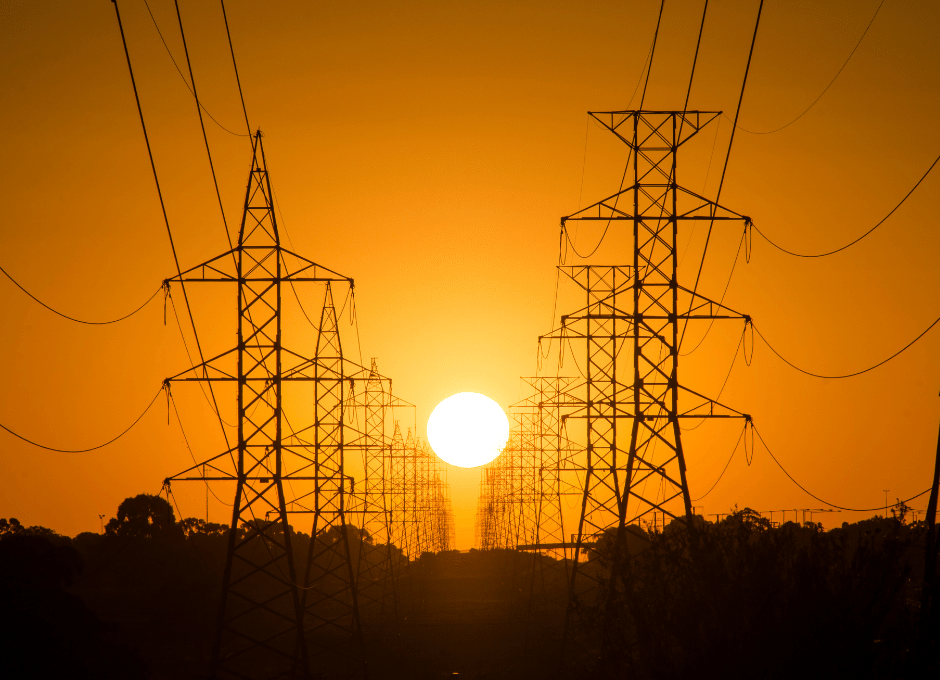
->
[427,393,509,468]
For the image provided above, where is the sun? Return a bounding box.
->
[427,393,510,468]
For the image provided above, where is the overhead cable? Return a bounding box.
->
[168,390,232,507]
[682,0,709,113]
[112,0,233,455]
[680,0,764,349]
[679,228,746,357]
[753,316,940,379]
[682,325,747,434]
[673,1,710,268]
[637,0,665,110]
[754,425,930,512]
[752,151,940,257]
[166,291,235,427]
[0,264,163,325]
[220,0,251,135]
[692,423,746,501]
[173,0,236,251]
[0,386,164,453]
[731,0,885,135]
[562,0,664,261]
[142,0,247,137]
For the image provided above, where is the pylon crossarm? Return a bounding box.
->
[587,110,720,149]
[542,321,688,344]
[166,347,238,382]
[560,264,634,284]
[560,189,748,228]
[561,396,638,422]
[279,247,353,283]
[278,349,369,381]
[677,385,749,419]
[676,285,748,320]
[675,186,750,222]
[166,248,239,282]
[558,312,636,326]
[166,247,355,284]
[561,185,640,222]
[167,446,238,480]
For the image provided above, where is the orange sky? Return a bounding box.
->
[1,0,938,549]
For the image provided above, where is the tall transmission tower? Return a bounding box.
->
[165,131,386,679]
[541,111,751,644]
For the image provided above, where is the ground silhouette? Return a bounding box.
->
[0,497,937,679]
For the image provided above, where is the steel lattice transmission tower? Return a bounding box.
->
[350,359,400,627]
[542,110,752,637]
[166,131,382,679]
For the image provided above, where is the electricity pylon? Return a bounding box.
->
[511,376,579,620]
[165,131,378,679]
[514,376,578,561]
[541,111,752,648]
[351,359,399,628]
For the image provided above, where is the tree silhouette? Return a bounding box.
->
[105,493,179,539]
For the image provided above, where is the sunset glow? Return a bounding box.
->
[427,393,509,468]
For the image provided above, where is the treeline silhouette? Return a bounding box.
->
[0,497,936,679]
[573,505,936,679]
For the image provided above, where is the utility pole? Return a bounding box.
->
[539,111,751,661]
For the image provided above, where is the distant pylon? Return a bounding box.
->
[298,281,365,668]
[353,359,398,628]
[540,111,752,649]
[525,376,578,564]
[513,377,579,616]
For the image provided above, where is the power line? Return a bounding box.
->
[0,264,163,325]
[752,151,940,258]
[168,390,232,507]
[111,0,233,456]
[730,0,885,135]
[754,425,930,512]
[220,0,251,136]
[753,316,940,379]
[682,0,709,113]
[638,0,665,110]
[679,228,746,357]
[624,4,660,109]
[682,325,747,433]
[0,386,163,453]
[173,0,236,252]
[672,0,710,269]
[692,423,746,501]
[166,290,235,427]
[141,0,247,137]
[563,0,664,261]
[680,0,764,349]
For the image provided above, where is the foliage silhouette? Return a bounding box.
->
[0,530,147,679]
[105,493,181,540]
[581,507,929,680]
[4,497,937,679]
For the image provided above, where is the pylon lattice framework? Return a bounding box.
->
[165,132,441,679]
[535,111,752,624]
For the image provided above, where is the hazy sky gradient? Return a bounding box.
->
[1,0,938,548]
